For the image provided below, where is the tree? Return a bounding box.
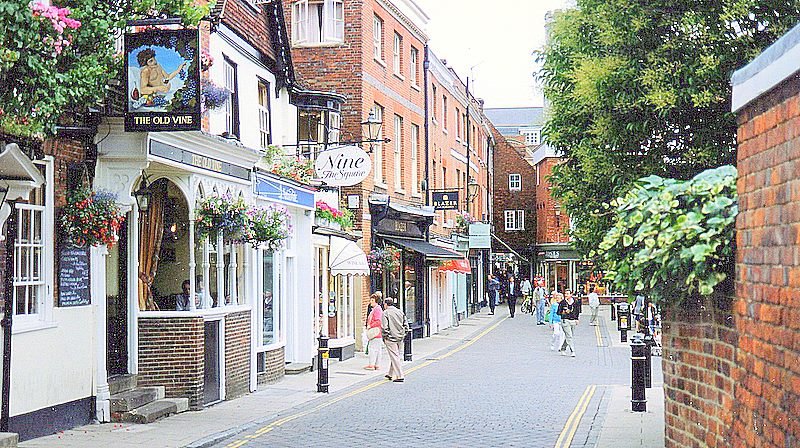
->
[537,0,800,256]
[0,0,213,138]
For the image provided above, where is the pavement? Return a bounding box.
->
[20,305,665,448]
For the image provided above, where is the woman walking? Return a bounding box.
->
[557,289,580,357]
[364,292,384,370]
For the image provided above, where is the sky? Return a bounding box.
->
[413,0,571,109]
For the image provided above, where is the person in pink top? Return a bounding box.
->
[364,292,384,370]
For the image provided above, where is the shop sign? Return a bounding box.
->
[431,190,459,210]
[255,174,315,210]
[544,251,560,259]
[374,217,425,239]
[468,223,491,249]
[124,29,201,132]
[313,145,371,186]
[149,140,251,181]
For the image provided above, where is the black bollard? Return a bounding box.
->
[631,335,647,412]
[643,334,653,388]
[317,335,329,393]
[404,327,413,361]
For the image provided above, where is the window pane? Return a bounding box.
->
[15,286,26,315]
[262,251,275,345]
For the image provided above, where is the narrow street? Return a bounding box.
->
[210,307,657,448]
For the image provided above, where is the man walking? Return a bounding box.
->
[588,288,600,325]
[521,277,532,314]
[507,275,521,318]
[534,282,547,325]
[557,289,580,357]
[381,297,410,382]
[487,274,500,315]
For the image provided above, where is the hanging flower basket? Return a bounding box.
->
[60,187,123,248]
[244,204,292,252]
[315,200,353,230]
[455,211,476,234]
[201,79,228,112]
[367,245,401,273]
[195,193,249,243]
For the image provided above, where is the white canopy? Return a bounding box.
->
[329,237,369,276]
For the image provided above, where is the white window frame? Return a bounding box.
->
[504,210,525,231]
[373,15,383,61]
[393,32,402,75]
[223,58,237,137]
[411,124,419,194]
[328,111,341,145]
[372,104,384,183]
[523,130,541,145]
[410,46,418,85]
[13,157,54,330]
[456,107,462,140]
[508,173,521,191]
[292,0,343,44]
[394,114,403,190]
[257,80,271,149]
[258,248,283,349]
[442,95,448,131]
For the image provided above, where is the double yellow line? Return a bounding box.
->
[224,317,507,448]
[554,384,597,448]
[594,323,603,347]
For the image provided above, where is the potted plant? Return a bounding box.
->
[195,193,249,244]
[367,245,401,273]
[60,187,124,248]
[244,204,292,252]
[200,79,228,112]
[315,200,353,230]
[455,211,475,234]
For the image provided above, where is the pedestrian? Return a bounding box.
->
[381,297,410,382]
[588,287,600,325]
[549,293,564,351]
[364,293,384,370]
[506,275,521,318]
[534,282,547,325]
[633,294,645,332]
[487,274,500,315]
[557,289,580,357]
[176,279,191,311]
[498,272,508,304]
[521,277,532,313]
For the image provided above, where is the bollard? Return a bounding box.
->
[317,334,329,393]
[611,297,617,320]
[643,334,653,388]
[631,335,647,412]
[403,328,413,361]
[617,302,631,343]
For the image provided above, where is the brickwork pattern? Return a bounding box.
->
[219,0,276,63]
[257,346,285,385]
[225,311,252,400]
[535,158,570,244]
[138,317,205,410]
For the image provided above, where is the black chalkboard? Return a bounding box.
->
[59,246,91,307]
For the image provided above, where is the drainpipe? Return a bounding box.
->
[465,77,470,216]
[1,200,17,432]
[423,44,431,336]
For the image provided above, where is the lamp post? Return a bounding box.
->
[133,174,152,213]
[361,111,383,152]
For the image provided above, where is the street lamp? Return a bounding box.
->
[361,111,383,147]
[133,173,152,212]
[467,177,480,202]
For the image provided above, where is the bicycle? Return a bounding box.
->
[521,297,533,314]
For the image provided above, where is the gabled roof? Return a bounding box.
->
[484,107,545,129]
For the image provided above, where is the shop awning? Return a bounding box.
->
[329,237,369,276]
[383,236,463,260]
[438,258,471,274]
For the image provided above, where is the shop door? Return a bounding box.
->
[203,320,221,405]
[428,267,439,334]
[107,213,129,376]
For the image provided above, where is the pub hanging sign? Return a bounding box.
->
[431,190,459,210]
[124,29,201,132]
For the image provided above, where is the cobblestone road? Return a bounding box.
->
[212,307,655,448]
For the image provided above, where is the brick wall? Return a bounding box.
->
[663,65,800,447]
[489,126,536,255]
[219,0,275,63]
[258,346,285,385]
[224,310,251,400]
[535,158,570,244]
[138,317,205,410]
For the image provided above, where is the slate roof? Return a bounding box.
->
[483,107,545,131]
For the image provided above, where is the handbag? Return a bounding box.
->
[367,326,381,340]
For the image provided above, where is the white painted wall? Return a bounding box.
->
[9,307,94,416]
[286,207,315,363]
[208,25,298,150]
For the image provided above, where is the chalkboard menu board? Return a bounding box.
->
[59,246,91,307]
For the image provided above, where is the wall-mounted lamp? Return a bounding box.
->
[361,111,383,143]
[133,173,152,212]
[467,177,480,202]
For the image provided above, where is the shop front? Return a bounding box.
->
[94,123,264,411]
[368,196,462,338]
[535,243,581,294]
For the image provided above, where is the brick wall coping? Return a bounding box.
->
[139,305,251,319]
[732,21,800,112]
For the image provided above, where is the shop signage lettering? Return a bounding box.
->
[58,246,91,307]
[124,29,201,132]
[375,217,424,238]
[545,251,560,259]
[255,174,315,210]
[431,190,459,210]
[468,223,491,249]
[149,140,251,181]
[314,145,372,187]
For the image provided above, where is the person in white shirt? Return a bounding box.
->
[588,288,601,325]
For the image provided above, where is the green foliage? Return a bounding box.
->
[0,0,213,138]
[262,145,315,184]
[537,0,800,255]
[596,166,738,305]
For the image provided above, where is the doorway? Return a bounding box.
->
[203,320,221,405]
[107,212,129,376]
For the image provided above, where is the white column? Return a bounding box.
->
[229,243,238,305]
[129,206,140,374]
[93,245,111,422]
[188,218,196,311]
[216,233,224,307]
[202,239,210,309]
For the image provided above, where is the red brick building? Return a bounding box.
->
[659,23,800,448]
